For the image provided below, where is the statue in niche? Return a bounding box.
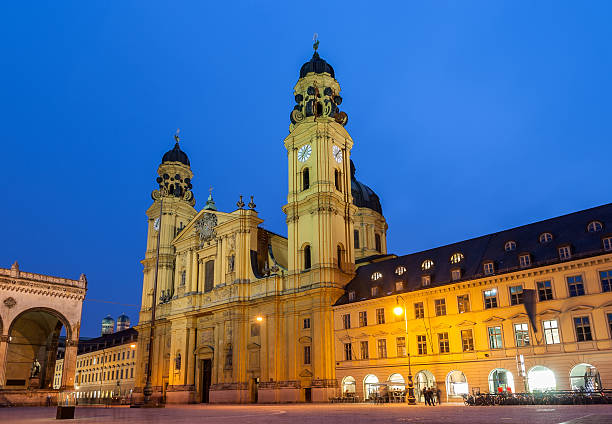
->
[30,358,41,377]
[228,255,235,272]
[175,353,182,371]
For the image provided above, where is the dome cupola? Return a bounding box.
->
[162,141,190,166]
[350,160,383,215]
[299,51,335,79]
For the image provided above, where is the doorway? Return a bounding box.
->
[201,359,212,403]
[250,377,259,403]
[304,387,312,402]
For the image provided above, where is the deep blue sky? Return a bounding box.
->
[1,1,611,337]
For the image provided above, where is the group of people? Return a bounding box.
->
[422,387,440,406]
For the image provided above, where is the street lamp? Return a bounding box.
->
[394,296,416,405]
[256,316,263,322]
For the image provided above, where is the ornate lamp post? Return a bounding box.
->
[393,296,416,405]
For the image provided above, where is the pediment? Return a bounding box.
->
[508,312,528,320]
[339,335,352,343]
[299,369,313,378]
[298,336,312,344]
[247,342,260,350]
[355,333,370,339]
[567,305,593,312]
[372,330,389,337]
[457,320,476,327]
[391,328,408,335]
[432,323,452,329]
[537,308,561,316]
[482,316,505,323]
[172,209,234,245]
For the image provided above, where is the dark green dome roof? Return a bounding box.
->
[162,142,190,166]
[351,161,383,215]
[300,52,335,79]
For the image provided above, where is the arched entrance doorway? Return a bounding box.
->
[415,370,436,403]
[363,374,379,401]
[446,370,468,399]
[5,308,71,389]
[341,376,356,395]
[488,368,515,394]
[388,373,405,391]
[570,363,601,391]
[527,366,556,392]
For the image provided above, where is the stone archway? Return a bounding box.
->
[5,307,72,390]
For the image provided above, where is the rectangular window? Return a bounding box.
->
[567,275,585,297]
[421,275,431,287]
[451,269,461,281]
[395,281,404,291]
[543,320,561,344]
[509,285,524,305]
[377,339,387,358]
[559,246,572,260]
[488,326,503,349]
[461,329,474,352]
[360,341,369,359]
[484,288,498,309]
[434,299,446,316]
[204,260,215,292]
[438,332,449,353]
[354,230,360,249]
[376,308,385,324]
[483,262,494,275]
[414,302,424,319]
[604,237,612,252]
[304,346,311,364]
[130,368,134,378]
[600,270,612,293]
[537,280,554,301]
[250,323,260,337]
[607,313,612,338]
[348,291,356,301]
[457,295,470,313]
[574,316,593,342]
[519,254,531,268]
[514,323,530,347]
[417,335,427,355]
[371,287,380,297]
[303,318,311,329]
[396,337,406,357]
[342,314,351,329]
[359,311,368,327]
[344,343,352,361]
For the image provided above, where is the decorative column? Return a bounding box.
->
[61,339,78,389]
[0,335,8,387]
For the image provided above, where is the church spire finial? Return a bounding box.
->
[313,33,319,52]
[174,128,180,144]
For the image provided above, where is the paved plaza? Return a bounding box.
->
[1,404,612,424]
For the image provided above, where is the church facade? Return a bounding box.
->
[133,47,388,404]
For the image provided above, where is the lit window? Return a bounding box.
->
[377,339,387,358]
[574,316,593,342]
[435,299,446,316]
[559,246,572,260]
[539,232,553,243]
[376,308,385,324]
[348,291,356,301]
[461,329,474,352]
[505,241,516,252]
[514,323,530,347]
[484,288,498,309]
[543,320,560,344]
[371,272,382,281]
[519,254,531,268]
[395,266,406,275]
[342,314,351,329]
[603,237,612,251]
[567,275,585,297]
[438,332,449,353]
[451,268,461,281]
[359,311,367,327]
[344,343,352,361]
[421,275,431,287]
[395,281,404,291]
[600,270,612,292]
[360,341,369,359]
[371,286,380,297]
[414,302,424,319]
[509,285,524,305]
[396,337,406,357]
[421,259,434,270]
[450,253,464,264]
[417,335,427,355]
[483,262,494,275]
[488,326,503,349]
[457,294,470,313]
[587,221,603,233]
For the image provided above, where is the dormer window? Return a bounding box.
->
[539,232,553,244]
[348,291,356,301]
[505,241,517,252]
[483,262,494,275]
[421,259,434,271]
[559,245,572,260]
[421,275,431,287]
[451,268,461,281]
[395,281,404,291]
[371,286,380,297]
[604,237,612,252]
[395,266,406,276]
[450,253,464,264]
[371,272,383,281]
[587,221,603,233]
[519,254,531,268]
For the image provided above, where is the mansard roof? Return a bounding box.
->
[77,328,138,354]
[336,202,612,305]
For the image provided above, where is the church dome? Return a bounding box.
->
[117,313,129,323]
[102,315,115,325]
[351,160,383,215]
[162,142,190,166]
[300,51,335,79]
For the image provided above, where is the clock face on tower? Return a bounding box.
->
[298,144,312,162]
[332,145,343,163]
[153,217,160,231]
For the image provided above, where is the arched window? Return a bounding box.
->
[375,234,382,253]
[570,363,601,391]
[363,374,379,400]
[446,370,468,397]
[304,245,311,270]
[354,230,360,249]
[388,373,405,391]
[342,376,356,395]
[488,368,515,394]
[395,266,406,276]
[527,366,556,392]
[450,253,464,264]
[587,221,603,233]
[421,259,434,271]
[505,241,517,252]
[302,168,310,191]
[337,245,342,269]
[335,169,342,191]
[539,232,553,243]
[371,272,382,281]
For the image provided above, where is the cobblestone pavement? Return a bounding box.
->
[2,403,612,424]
